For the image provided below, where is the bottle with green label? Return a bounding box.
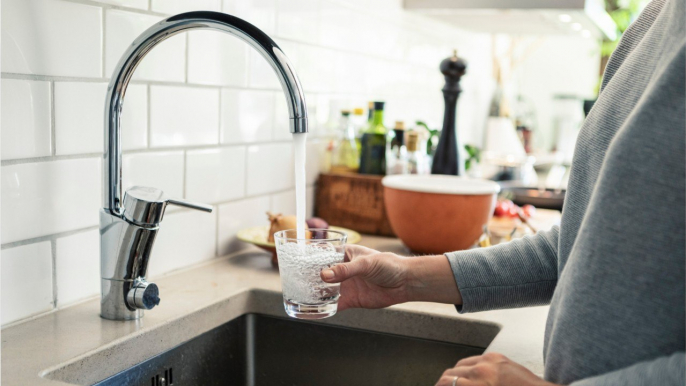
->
[359,101,387,175]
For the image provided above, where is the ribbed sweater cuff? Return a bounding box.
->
[446,231,559,313]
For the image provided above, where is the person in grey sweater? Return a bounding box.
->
[321,0,685,384]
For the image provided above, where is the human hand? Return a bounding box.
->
[320,244,411,311]
[321,245,462,311]
[435,353,561,386]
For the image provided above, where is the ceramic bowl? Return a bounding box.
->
[382,175,499,254]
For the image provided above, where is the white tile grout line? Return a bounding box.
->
[50,0,467,73]
[0,29,442,81]
[182,150,188,199]
[1,72,377,95]
[215,199,221,257]
[63,0,459,43]
[244,143,250,198]
[0,185,314,251]
[50,81,57,156]
[0,71,438,103]
[1,152,104,167]
[101,6,107,78]
[217,89,223,144]
[147,84,152,149]
[184,32,190,84]
[1,226,100,250]
[51,239,59,309]
[62,0,167,17]
[0,138,327,166]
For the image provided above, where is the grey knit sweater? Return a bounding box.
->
[446,0,685,384]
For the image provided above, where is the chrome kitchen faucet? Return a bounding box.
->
[101,11,308,320]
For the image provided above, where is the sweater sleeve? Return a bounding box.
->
[446,226,560,313]
[570,352,685,386]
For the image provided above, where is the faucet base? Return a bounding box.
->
[101,279,144,320]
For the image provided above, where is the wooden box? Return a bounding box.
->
[315,172,395,237]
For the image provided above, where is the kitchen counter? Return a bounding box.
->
[1,235,549,385]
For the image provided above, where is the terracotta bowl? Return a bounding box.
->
[382,175,499,254]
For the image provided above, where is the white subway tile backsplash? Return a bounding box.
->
[1,0,102,77]
[55,230,100,307]
[223,0,277,35]
[319,1,354,50]
[151,0,221,14]
[53,82,148,154]
[55,82,107,155]
[217,195,271,255]
[276,0,320,44]
[273,92,293,141]
[247,48,281,90]
[313,94,334,137]
[306,140,325,185]
[147,209,217,278]
[271,189,296,215]
[187,31,249,87]
[221,89,274,144]
[150,85,220,147]
[186,147,246,204]
[121,84,149,151]
[1,242,53,325]
[1,79,52,161]
[246,40,296,91]
[95,0,148,10]
[245,143,293,195]
[346,0,403,11]
[296,45,336,93]
[275,40,300,70]
[1,159,101,244]
[105,10,185,82]
[122,151,184,198]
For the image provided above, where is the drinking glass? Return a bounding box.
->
[274,229,347,319]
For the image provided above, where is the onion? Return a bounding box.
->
[267,212,310,243]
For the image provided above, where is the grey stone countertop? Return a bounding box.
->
[1,235,549,385]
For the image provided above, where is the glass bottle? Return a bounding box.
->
[359,101,387,175]
[406,130,428,174]
[386,121,408,175]
[331,110,360,174]
[352,107,366,153]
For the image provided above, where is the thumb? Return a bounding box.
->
[321,258,370,283]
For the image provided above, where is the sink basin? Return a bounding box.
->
[40,289,500,386]
[93,313,484,386]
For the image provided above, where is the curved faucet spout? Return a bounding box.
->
[104,11,308,216]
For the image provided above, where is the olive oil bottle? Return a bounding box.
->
[331,110,360,174]
[359,101,387,175]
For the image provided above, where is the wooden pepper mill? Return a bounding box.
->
[431,50,467,175]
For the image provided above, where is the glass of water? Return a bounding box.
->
[274,229,347,319]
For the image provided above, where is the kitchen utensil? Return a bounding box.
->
[501,185,565,211]
[431,50,467,176]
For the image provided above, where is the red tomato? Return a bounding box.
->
[522,204,536,218]
[508,205,520,218]
[494,200,515,217]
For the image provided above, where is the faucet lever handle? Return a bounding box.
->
[122,186,212,226]
[167,198,213,213]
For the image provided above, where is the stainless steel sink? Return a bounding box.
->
[94,313,484,386]
[40,290,500,386]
